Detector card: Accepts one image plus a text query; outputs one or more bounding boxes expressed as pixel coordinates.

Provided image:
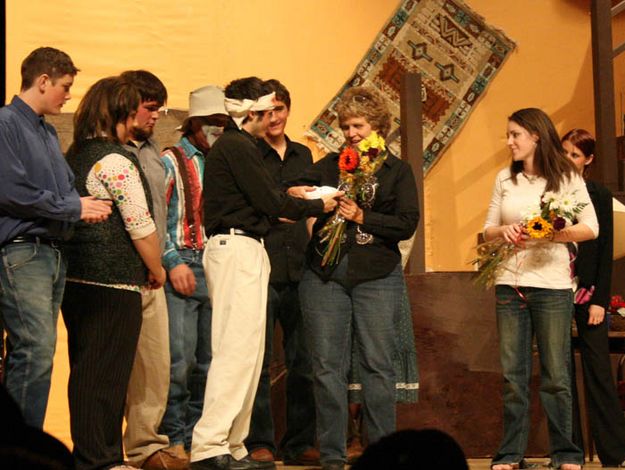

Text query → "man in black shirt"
[191,77,340,470]
[245,80,319,466]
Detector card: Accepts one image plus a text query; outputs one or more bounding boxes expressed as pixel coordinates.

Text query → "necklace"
[521,172,539,184]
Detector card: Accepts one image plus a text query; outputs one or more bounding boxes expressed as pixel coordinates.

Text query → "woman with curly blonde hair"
[298,86,419,470]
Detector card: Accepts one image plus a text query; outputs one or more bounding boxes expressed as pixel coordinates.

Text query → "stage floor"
[276,460,614,469]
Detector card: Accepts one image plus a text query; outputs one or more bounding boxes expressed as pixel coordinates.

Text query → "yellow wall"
[5,0,621,272]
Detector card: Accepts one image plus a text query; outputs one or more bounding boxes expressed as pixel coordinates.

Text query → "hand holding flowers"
[500,223,529,247]
[472,190,587,287]
[338,197,364,224]
[317,130,388,266]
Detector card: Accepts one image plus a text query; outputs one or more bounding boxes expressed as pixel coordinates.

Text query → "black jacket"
[575,180,613,309]
[298,151,419,284]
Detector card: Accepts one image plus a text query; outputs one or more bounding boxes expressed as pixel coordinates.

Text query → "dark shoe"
[229,455,276,470]
[321,461,345,470]
[190,455,232,470]
[249,448,274,463]
[283,447,321,466]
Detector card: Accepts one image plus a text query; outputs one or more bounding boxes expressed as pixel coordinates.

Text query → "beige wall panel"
[5,1,618,270]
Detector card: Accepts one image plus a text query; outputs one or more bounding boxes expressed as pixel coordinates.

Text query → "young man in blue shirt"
[0,47,112,428]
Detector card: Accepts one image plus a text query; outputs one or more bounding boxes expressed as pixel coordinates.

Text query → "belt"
[214,228,262,242]
[0,235,59,250]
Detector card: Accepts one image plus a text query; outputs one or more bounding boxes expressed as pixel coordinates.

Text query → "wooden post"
[400,72,425,274]
[591,0,620,191]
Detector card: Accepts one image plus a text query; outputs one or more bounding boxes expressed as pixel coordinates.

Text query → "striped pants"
[62,282,142,470]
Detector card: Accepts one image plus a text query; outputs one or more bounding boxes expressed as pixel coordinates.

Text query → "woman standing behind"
[562,128,625,468]
[62,77,166,470]
[484,109,598,470]
[298,86,419,470]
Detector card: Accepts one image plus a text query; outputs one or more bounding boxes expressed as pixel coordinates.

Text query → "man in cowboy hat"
[190,77,341,470]
[158,85,230,467]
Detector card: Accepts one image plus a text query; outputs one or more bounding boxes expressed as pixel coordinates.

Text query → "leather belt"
[214,228,262,242]
[0,235,59,250]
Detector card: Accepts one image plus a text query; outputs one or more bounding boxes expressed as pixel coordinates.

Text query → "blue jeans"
[492,285,583,468]
[245,281,316,459]
[299,263,402,464]
[0,241,65,428]
[160,249,212,449]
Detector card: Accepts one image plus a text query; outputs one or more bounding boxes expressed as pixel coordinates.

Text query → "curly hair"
[336,86,391,138]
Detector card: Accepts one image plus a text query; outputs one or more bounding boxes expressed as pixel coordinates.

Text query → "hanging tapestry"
[306,0,515,173]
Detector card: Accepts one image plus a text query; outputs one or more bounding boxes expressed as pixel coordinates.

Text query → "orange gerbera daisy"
[338,147,359,172]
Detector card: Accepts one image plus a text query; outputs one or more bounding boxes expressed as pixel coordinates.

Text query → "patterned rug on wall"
[306,0,515,173]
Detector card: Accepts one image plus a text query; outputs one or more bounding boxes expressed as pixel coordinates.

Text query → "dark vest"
[64,138,153,286]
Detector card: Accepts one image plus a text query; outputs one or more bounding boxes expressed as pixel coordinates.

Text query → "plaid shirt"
[161,137,207,271]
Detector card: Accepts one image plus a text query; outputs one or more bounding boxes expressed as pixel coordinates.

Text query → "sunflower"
[526,216,553,239]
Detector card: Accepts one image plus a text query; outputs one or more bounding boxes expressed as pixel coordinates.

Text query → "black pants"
[62,282,142,470]
[572,303,625,465]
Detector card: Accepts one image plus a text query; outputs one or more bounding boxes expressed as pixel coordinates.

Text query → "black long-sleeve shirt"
[203,120,323,237]
[259,137,312,283]
[298,151,420,284]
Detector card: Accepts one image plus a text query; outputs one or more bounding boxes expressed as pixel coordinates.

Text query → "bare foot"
[491,465,514,470]
[559,465,581,470]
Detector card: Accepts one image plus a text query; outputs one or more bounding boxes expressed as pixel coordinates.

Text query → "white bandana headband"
[224,92,276,129]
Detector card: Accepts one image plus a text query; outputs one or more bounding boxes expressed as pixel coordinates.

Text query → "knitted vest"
[64,138,153,286]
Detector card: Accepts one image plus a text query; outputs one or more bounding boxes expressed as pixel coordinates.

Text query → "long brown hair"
[508,108,577,192]
[72,76,140,145]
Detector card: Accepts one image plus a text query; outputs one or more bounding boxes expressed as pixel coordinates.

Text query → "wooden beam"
[400,72,425,274]
[615,40,625,58]
[591,0,620,191]
[612,0,625,17]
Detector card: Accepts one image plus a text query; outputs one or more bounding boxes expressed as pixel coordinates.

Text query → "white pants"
[191,233,270,462]
[124,287,171,465]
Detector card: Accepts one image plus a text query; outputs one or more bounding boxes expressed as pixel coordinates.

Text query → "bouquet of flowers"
[472,189,587,288]
[317,131,388,266]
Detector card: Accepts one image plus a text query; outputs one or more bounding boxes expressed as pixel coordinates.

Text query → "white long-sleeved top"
[484,168,598,289]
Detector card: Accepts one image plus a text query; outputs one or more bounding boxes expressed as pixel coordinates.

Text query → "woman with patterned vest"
[62,76,166,470]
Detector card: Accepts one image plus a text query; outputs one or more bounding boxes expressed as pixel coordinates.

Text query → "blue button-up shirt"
[0,96,81,244]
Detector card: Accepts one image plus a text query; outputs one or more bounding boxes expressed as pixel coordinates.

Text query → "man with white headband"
[191,77,341,470]
[245,79,319,468]
[159,85,230,466]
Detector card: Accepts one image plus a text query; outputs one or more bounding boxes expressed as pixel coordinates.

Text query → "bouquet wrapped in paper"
[317,131,388,266]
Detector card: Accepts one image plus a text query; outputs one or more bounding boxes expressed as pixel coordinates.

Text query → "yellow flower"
[526,216,553,239]
[369,131,386,150]
[357,131,386,153]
